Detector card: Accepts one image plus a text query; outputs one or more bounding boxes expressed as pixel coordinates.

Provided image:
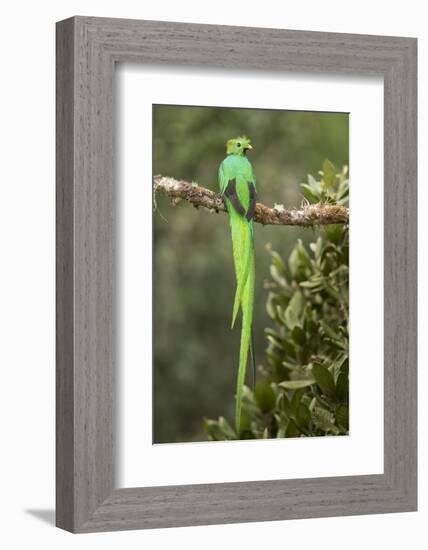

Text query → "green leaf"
[301,183,320,203]
[264,328,281,342]
[239,408,251,433]
[284,291,303,330]
[277,392,293,417]
[241,386,261,417]
[309,237,323,260]
[266,292,278,319]
[218,416,237,439]
[337,180,349,203]
[296,239,311,267]
[296,403,311,428]
[299,279,325,292]
[325,223,343,244]
[270,250,286,272]
[288,247,300,278]
[276,424,287,438]
[279,379,315,390]
[308,173,321,193]
[335,372,349,403]
[291,388,305,411]
[340,358,349,376]
[281,339,297,359]
[285,418,301,438]
[335,404,349,430]
[305,318,318,334]
[312,363,336,397]
[312,406,339,435]
[270,264,287,287]
[266,347,281,366]
[323,159,337,188]
[291,325,306,345]
[320,320,338,340]
[281,359,300,371]
[254,379,276,413]
[308,397,317,412]
[266,334,283,350]
[203,418,228,441]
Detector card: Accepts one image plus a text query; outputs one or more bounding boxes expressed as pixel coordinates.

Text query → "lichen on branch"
[153,175,349,226]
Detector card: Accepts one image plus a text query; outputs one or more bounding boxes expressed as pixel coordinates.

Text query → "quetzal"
[218,136,257,434]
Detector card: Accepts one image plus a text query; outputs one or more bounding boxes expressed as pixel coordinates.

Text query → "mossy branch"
[154,175,348,226]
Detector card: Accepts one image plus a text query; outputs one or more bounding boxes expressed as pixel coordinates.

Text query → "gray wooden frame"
[56,16,417,533]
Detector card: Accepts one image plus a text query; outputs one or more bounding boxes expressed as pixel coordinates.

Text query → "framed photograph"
[56,16,417,532]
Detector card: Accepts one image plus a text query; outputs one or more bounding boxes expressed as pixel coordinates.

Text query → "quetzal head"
[226,136,253,156]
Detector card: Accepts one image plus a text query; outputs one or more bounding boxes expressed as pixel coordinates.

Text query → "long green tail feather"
[231,221,253,328]
[250,326,256,387]
[227,208,255,433]
[234,252,255,433]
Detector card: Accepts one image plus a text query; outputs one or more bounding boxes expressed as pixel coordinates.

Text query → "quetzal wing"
[223,178,246,217]
[246,181,257,221]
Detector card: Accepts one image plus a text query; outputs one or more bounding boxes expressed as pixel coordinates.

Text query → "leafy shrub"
[204,161,349,440]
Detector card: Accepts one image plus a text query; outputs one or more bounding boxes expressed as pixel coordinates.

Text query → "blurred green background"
[153,104,348,443]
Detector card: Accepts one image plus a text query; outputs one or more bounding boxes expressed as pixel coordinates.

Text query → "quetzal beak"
[245,144,253,151]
